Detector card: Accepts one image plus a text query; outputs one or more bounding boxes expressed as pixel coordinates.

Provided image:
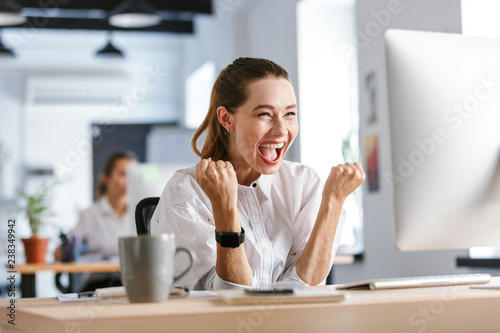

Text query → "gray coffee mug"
[119,234,195,303]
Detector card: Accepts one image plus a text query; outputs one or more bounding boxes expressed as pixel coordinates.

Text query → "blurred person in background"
[56,151,136,291]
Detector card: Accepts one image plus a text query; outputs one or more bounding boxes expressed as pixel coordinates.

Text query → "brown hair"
[191,57,290,161]
[96,151,134,199]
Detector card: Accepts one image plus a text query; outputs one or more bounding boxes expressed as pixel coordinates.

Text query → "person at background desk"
[151,57,365,290]
[56,151,136,291]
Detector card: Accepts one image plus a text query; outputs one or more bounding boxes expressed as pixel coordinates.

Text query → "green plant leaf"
[17,181,59,237]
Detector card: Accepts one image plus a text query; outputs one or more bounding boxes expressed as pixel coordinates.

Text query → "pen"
[78,291,96,298]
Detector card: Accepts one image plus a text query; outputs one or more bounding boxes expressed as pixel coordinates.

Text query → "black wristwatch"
[215,227,245,248]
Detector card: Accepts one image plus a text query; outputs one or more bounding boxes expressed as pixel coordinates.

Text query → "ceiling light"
[0,0,26,27]
[109,0,161,28]
[0,29,14,56]
[96,31,124,58]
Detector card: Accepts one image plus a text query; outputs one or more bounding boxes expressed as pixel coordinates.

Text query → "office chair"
[135,197,160,235]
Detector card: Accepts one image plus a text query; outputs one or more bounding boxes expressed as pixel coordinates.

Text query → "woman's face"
[104,158,133,198]
[226,78,298,182]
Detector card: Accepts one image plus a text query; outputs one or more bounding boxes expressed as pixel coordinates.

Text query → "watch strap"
[215,227,245,248]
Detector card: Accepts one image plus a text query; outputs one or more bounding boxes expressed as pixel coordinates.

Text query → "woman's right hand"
[196,158,239,211]
[197,159,251,285]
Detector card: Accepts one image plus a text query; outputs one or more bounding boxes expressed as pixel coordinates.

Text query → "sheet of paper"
[57,293,98,303]
[217,288,346,305]
[187,290,219,298]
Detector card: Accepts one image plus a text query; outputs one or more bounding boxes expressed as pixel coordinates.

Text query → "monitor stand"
[457,257,500,269]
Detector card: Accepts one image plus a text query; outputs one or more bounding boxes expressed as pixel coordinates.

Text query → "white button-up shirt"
[151,161,345,290]
[72,196,136,256]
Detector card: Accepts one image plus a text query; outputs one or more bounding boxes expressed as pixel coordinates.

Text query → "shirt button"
[252,183,257,188]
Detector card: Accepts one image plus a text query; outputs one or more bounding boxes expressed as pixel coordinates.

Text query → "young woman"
[151,58,365,290]
[72,151,136,256]
[56,151,136,291]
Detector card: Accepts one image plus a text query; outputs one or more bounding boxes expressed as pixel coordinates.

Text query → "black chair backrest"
[135,197,160,235]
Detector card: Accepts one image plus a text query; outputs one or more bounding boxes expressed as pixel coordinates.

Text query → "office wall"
[0,70,24,200]
[333,0,479,283]
[179,13,238,125]
[235,0,300,87]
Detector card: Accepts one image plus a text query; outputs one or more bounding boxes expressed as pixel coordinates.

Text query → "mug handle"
[173,246,196,283]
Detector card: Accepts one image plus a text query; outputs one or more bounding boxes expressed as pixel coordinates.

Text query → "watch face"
[219,233,242,248]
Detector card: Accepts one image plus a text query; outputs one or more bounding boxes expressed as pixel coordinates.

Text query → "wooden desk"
[13,262,120,297]
[1,278,500,333]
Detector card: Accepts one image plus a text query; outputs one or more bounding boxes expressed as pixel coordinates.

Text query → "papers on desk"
[57,287,127,303]
[218,288,346,305]
[58,286,345,304]
[57,286,216,303]
[57,293,101,303]
[188,290,219,298]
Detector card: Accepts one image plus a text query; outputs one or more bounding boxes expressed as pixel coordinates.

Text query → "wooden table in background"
[13,262,120,297]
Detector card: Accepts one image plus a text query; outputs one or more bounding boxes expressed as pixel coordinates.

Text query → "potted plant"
[19,182,56,264]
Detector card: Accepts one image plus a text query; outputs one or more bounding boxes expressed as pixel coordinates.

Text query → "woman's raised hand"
[196,158,238,206]
[323,162,366,203]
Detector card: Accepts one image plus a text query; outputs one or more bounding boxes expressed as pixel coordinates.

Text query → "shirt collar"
[237,163,290,198]
[97,196,113,215]
[257,173,273,198]
[97,196,126,218]
[241,173,273,199]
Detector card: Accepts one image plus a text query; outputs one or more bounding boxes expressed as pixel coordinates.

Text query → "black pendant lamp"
[96,31,124,58]
[0,29,14,56]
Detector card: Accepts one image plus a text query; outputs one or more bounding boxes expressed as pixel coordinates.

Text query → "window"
[184,61,216,129]
[297,0,363,254]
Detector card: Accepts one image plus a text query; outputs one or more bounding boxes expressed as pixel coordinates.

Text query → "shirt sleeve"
[213,273,258,290]
[278,167,347,285]
[151,171,219,290]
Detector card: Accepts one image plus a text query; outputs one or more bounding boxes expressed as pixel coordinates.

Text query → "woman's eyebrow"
[252,104,297,111]
[253,104,275,112]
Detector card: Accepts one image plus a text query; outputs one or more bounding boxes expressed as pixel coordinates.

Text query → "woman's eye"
[285,112,296,117]
[258,112,271,117]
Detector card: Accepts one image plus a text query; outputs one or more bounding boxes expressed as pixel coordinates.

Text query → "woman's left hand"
[322,162,366,203]
[296,162,365,285]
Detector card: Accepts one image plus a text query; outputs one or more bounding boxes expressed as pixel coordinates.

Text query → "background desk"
[14,262,120,297]
[1,278,500,333]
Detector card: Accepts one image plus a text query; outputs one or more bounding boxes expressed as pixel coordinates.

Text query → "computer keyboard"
[336,273,492,290]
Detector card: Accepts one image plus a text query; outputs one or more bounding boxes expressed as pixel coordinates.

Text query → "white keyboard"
[336,273,492,290]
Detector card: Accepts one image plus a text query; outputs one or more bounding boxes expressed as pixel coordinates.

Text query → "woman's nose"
[271,118,287,136]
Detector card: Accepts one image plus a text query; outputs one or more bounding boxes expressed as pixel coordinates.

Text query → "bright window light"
[297,0,362,254]
[185,61,216,129]
[461,0,500,38]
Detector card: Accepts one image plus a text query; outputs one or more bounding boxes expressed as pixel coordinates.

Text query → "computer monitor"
[126,163,192,232]
[385,29,500,251]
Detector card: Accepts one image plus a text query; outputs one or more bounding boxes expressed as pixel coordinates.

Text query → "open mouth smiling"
[258,142,285,165]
